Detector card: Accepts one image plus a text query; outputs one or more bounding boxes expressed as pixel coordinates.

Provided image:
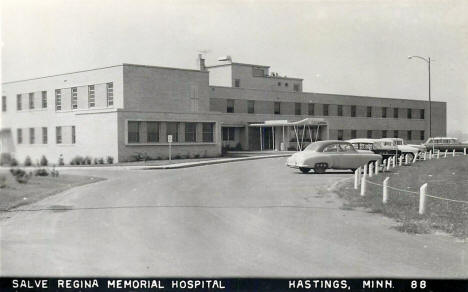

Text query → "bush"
[9,168,31,184]
[40,155,48,166]
[98,158,104,164]
[133,152,149,161]
[34,168,49,176]
[0,175,6,188]
[58,155,65,166]
[174,154,181,159]
[70,156,84,165]
[24,156,32,167]
[10,158,18,166]
[234,142,242,151]
[50,166,59,177]
[93,158,99,165]
[194,154,200,159]
[83,156,92,165]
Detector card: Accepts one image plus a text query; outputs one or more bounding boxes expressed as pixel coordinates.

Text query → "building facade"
[0,57,446,164]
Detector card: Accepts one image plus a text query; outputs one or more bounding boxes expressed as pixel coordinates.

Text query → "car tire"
[314,163,327,174]
[299,167,311,174]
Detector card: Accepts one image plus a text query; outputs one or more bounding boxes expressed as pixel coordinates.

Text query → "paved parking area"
[1,157,466,277]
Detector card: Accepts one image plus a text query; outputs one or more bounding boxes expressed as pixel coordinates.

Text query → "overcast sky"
[2,0,467,136]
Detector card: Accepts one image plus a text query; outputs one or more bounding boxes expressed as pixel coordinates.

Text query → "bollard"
[444,149,448,158]
[399,155,403,166]
[382,159,386,172]
[429,150,432,160]
[392,156,396,168]
[405,154,409,165]
[369,163,373,177]
[437,150,440,159]
[363,164,368,178]
[412,153,418,164]
[464,148,467,155]
[453,149,456,157]
[423,152,427,160]
[360,173,367,196]
[354,169,359,190]
[383,177,390,204]
[386,158,391,171]
[419,183,428,215]
[357,166,362,185]
[375,160,379,175]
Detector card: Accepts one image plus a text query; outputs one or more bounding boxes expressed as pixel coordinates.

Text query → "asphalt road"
[1,157,466,277]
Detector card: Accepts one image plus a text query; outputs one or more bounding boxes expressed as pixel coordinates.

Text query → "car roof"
[347,138,377,143]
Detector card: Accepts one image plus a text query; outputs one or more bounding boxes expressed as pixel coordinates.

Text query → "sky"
[2,0,467,137]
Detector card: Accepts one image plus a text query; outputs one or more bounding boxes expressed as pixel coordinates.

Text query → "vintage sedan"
[286,140,382,174]
[423,137,468,152]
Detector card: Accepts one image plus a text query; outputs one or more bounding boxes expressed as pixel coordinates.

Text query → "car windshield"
[304,142,322,152]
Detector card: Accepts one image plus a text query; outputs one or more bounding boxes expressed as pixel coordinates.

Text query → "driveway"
[1,157,466,277]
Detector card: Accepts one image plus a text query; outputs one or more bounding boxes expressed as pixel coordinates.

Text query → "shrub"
[24,156,32,167]
[34,168,49,176]
[58,155,65,166]
[40,155,48,166]
[133,152,149,161]
[10,158,18,166]
[0,153,12,165]
[0,175,6,188]
[84,156,92,165]
[9,168,31,184]
[234,143,242,151]
[174,154,181,159]
[194,154,200,159]
[93,158,99,165]
[70,156,84,165]
[50,166,59,177]
[106,156,114,164]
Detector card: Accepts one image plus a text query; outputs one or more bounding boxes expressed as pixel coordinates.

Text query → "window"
[202,123,214,142]
[17,129,22,144]
[107,82,114,106]
[339,143,353,152]
[29,128,35,144]
[293,84,300,92]
[337,105,343,116]
[367,106,372,118]
[247,100,255,114]
[277,82,281,86]
[71,87,78,109]
[29,93,34,109]
[222,127,235,141]
[234,79,240,87]
[2,96,6,112]
[72,126,76,144]
[226,99,234,113]
[393,108,398,118]
[41,91,47,108]
[285,82,288,87]
[394,130,399,138]
[351,130,357,139]
[17,94,22,110]
[42,127,48,144]
[184,123,196,142]
[382,130,387,138]
[351,105,356,117]
[323,144,339,152]
[337,130,344,140]
[420,130,425,140]
[166,122,179,142]
[128,121,140,143]
[407,130,412,140]
[323,104,329,116]
[295,103,301,115]
[274,102,281,115]
[88,85,95,107]
[252,68,264,77]
[367,130,372,138]
[420,109,425,119]
[308,103,315,115]
[382,107,387,118]
[407,108,412,119]
[56,126,62,144]
[147,122,159,143]
[55,90,61,111]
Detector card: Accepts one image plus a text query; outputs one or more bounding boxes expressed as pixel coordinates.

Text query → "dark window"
[351,105,356,117]
[323,104,329,116]
[295,103,301,115]
[56,126,62,144]
[351,130,357,139]
[29,93,34,109]
[337,130,344,140]
[293,84,300,92]
[222,127,235,141]
[42,127,48,144]
[420,109,425,119]
[147,122,160,143]
[202,123,214,142]
[55,90,61,111]
[234,79,240,87]
[247,100,255,114]
[71,126,76,144]
[166,122,179,142]
[71,87,78,109]
[17,94,22,110]
[407,130,412,140]
[394,130,399,138]
[367,106,372,118]
[337,105,343,116]
[382,107,387,118]
[88,85,95,107]
[17,129,22,144]
[2,96,6,112]
[41,91,47,108]
[308,103,314,115]
[226,99,234,113]
[420,130,425,140]
[128,121,140,143]
[367,130,372,138]
[253,68,265,77]
[393,108,398,118]
[277,82,281,86]
[382,130,387,138]
[107,82,114,106]
[184,123,196,142]
[29,128,35,144]
[407,108,412,119]
[274,102,281,115]
[285,82,288,87]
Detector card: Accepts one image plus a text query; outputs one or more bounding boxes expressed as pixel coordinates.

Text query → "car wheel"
[314,163,327,174]
[299,167,311,174]
[405,153,414,162]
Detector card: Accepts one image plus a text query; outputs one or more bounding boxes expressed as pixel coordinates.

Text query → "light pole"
[408,56,432,141]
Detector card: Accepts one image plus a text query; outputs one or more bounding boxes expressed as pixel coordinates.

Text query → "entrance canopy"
[249,118,328,127]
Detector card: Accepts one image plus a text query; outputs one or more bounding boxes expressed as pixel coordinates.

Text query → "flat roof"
[206,62,270,69]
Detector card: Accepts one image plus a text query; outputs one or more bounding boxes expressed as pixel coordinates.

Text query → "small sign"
[168,135,173,143]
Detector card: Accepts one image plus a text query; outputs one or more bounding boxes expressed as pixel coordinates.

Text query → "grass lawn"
[0,169,104,211]
[337,156,468,238]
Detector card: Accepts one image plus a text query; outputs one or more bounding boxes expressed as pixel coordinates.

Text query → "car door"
[322,143,340,168]
[338,143,361,168]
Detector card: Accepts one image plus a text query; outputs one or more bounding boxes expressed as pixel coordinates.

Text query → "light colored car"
[286,140,382,174]
[423,137,468,152]
[378,138,420,161]
[347,138,397,159]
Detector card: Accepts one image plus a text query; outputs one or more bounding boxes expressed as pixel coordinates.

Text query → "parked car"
[286,140,382,174]
[423,137,468,152]
[378,138,421,161]
[347,138,397,160]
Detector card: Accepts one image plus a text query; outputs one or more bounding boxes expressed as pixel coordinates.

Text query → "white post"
[412,153,418,164]
[392,156,396,168]
[386,159,391,171]
[375,160,379,175]
[423,152,427,160]
[383,177,390,204]
[419,183,428,215]
[369,163,373,177]
[444,149,448,158]
[360,173,367,196]
[429,150,432,160]
[357,166,361,185]
[453,149,456,157]
[399,155,403,166]
[363,164,368,177]
[464,148,466,155]
[405,154,409,165]
[354,169,359,190]
[436,150,440,159]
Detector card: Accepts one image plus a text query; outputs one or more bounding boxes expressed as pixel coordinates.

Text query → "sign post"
[168,135,173,161]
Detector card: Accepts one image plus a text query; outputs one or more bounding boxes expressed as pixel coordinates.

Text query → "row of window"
[224,99,425,119]
[3,83,113,112]
[16,126,75,145]
[334,129,425,141]
[127,121,215,144]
